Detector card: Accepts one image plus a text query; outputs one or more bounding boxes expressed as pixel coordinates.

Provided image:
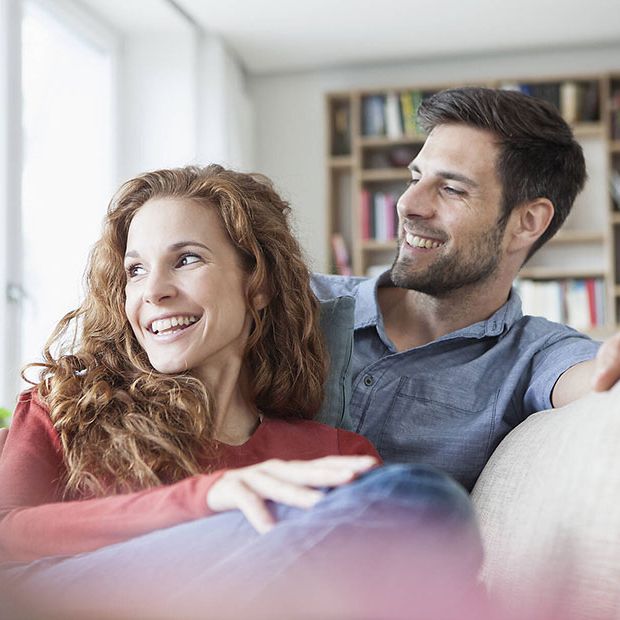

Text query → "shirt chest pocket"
[376,376,499,491]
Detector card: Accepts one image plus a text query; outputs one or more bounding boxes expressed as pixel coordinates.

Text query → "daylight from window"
[20,1,113,377]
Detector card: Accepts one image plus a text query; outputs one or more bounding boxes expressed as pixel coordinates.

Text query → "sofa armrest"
[471,385,620,618]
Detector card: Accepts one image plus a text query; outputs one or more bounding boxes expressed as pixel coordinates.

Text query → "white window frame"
[0,0,120,409]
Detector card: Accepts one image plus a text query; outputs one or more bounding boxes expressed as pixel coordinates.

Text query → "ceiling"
[78,0,620,74]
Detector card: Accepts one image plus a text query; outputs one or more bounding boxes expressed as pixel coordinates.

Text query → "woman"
[0,165,480,619]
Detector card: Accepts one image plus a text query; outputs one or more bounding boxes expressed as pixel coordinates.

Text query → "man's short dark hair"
[417,87,587,258]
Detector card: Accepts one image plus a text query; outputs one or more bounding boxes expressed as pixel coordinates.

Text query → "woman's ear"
[505,198,555,254]
[252,291,270,311]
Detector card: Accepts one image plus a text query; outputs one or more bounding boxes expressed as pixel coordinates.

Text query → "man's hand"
[207,455,378,534]
[592,332,620,392]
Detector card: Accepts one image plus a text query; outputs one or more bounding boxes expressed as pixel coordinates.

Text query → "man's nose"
[397,181,436,220]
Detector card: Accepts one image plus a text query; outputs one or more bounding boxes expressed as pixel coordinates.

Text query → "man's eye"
[444,186,465,196]
[407,178,420,187]
[177,253,201,267]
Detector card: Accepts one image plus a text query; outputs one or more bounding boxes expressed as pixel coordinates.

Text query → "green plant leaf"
[0,407,11,427]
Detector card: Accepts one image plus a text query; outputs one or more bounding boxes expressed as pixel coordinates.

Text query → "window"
[2,0,117,405]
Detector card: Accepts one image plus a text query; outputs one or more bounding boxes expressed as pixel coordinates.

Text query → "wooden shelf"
[359,135,425,147]
[611,212,620,224]
[572,122,604,138]
[328,155,353,168]
[610,141,620,153]
[549,230,605,244]
[519,267,606,280]
[361,240,398,251]
[360,168,410,182]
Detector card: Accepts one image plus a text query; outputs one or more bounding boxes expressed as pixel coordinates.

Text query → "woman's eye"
[126,264,145,278]
[177,253,201,267]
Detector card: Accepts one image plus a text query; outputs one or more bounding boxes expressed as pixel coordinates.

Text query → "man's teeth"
[405,232,443,249]
[151,315,198,335]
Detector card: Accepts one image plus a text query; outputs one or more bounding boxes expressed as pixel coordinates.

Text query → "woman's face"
[124,198,252,383]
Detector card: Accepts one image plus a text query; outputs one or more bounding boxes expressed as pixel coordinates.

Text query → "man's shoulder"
[507,314,599,356]
[311,273,369,301]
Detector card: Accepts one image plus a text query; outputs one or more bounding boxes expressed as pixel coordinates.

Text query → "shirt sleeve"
[525,327,601,413]
[336,427,382,461]
[0,392,226,563]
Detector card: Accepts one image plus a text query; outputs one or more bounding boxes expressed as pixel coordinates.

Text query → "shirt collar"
[353,269,523,340]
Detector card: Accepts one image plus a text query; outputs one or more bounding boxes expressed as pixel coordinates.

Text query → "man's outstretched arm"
[552,333,620,408]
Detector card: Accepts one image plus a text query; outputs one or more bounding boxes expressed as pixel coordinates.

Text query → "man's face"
[391,123,507,296]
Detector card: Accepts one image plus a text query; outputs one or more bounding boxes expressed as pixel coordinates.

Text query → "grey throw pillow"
[315,296,355,431]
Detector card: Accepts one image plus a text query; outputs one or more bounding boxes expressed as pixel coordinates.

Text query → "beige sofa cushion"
[471,385,620,620]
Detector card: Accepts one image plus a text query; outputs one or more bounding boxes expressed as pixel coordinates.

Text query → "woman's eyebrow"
[124,241,212,260]
[168,241,212,253]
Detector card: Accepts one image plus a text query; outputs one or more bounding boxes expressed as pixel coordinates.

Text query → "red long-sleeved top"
[0,390,379,563]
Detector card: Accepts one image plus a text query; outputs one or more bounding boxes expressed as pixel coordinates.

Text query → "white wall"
[118,31,197,180]
[249,43,620,272]
[119,30,254,182]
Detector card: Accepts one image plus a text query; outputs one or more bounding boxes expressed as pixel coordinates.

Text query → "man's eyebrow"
[407,162,479,188]
[124,241,212,260]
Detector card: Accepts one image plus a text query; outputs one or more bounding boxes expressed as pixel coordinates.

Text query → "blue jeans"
[2,464,484,619]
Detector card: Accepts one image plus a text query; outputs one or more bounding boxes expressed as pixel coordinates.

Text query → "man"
[313,86,620,492]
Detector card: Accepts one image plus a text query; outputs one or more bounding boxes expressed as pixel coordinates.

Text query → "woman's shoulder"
[11,387,55,432]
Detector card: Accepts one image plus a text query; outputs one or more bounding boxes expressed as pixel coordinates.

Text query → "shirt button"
[363,375,374,387]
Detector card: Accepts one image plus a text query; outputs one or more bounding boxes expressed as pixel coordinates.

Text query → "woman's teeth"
[150,315,198,335]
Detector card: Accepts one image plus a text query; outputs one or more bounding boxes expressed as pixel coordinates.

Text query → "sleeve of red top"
[0,392,226,563]
[336,427,382,462]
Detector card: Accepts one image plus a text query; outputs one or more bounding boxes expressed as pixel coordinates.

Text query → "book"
[385,92,404,138]
[331,233,352,276]
[332,104,351,156]
[362,95,386,136]
[561,81,579,124]
[360,189,372,240]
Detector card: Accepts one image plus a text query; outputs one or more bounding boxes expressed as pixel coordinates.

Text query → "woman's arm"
[0,392,227,563]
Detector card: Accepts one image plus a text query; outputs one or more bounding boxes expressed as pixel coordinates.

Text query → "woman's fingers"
[206,455,379,534]
[257,455,378,488]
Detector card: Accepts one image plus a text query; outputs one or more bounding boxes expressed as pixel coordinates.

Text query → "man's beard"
[390,220,506,297]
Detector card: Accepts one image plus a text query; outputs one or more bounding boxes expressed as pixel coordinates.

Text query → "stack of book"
[515,278,606,330]
[361,91,428,138]
[501,80,600,123]
[360,190,398,241]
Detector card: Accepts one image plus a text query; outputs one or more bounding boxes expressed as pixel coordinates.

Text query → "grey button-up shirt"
[312,272,600,491]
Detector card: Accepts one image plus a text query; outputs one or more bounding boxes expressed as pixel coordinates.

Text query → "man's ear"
[505,198,554,254]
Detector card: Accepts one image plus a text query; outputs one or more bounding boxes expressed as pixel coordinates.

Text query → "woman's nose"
[143,269,176,304]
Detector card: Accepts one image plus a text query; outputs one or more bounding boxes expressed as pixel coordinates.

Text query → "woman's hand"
[206,455,378,533]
